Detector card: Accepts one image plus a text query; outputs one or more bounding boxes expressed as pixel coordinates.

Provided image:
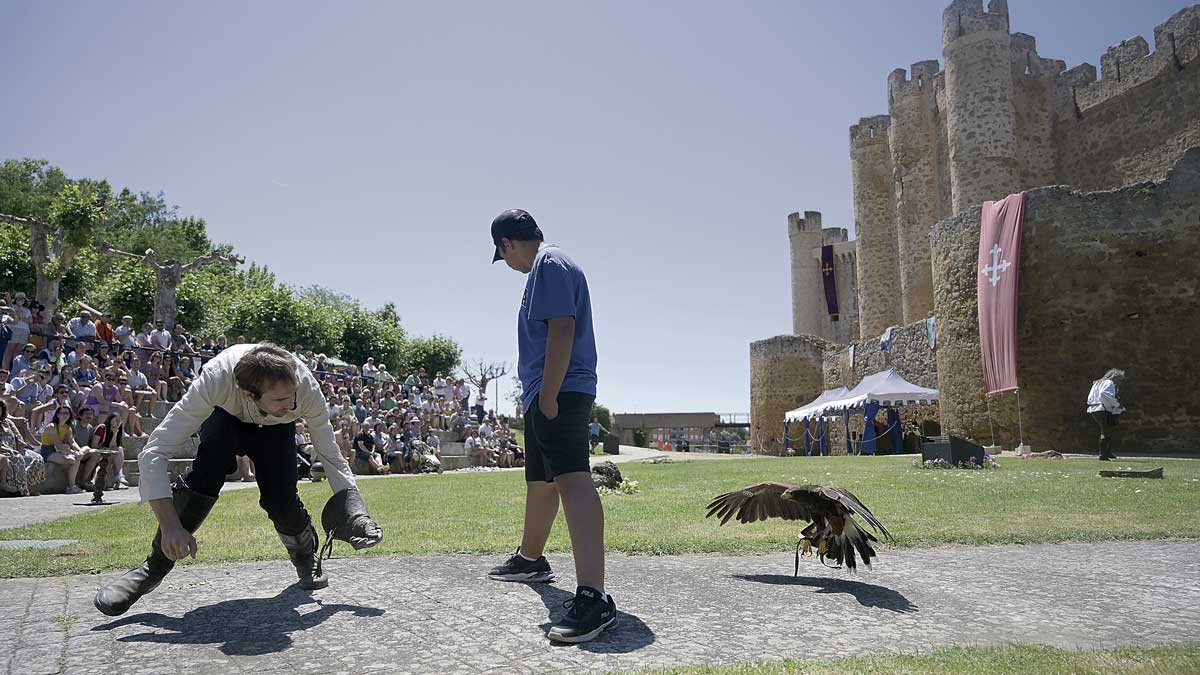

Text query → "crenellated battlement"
[942,0,1009,48]
[788,210,824,235]
[887,60,941,100]
[849,115,891,148]
[1060,5,1200,113]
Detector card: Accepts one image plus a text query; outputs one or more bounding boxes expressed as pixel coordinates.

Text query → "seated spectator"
[12,366,53,410]
[66,341,88,369]
[72,354,98,388]
[335,419,354,462]
[85,370,129,420]
[0,399,46,497]
[125,357,158,414]
[113,315,136,349]
[423,428,442,459]
[149,320,172,353]
[134,322,154,362]
[116,372,149,437]
[12,343,36,378]
[361,357,379,380]
[465,429,493,467]
[433,372,449,400]
[2,294,32,371]
[167,355,195,402]
[88,410,131,489]
[67,309,97,350]
[94,341,113,370]
[38,336,66,372]
[295,421,313,479]
[39,405,91,494]
[145,350,168,401]
[32,383,73,431]
[353,425,388,475]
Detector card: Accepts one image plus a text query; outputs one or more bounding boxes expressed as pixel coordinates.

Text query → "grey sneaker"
[488,549,554,583]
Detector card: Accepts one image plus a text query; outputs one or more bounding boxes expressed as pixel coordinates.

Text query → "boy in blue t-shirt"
[485,209,616,644]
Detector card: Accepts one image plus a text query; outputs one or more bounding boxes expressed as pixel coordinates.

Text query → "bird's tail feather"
[828,519,879,571]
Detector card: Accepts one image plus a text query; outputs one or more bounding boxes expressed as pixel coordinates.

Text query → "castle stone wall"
[789,211,826,338]
[941,0,1022,213]
[930,149,1200,453]
[887,61,943,324]
[850,115,902,340]
[750,335,834,455]
[1055,6,1200,193]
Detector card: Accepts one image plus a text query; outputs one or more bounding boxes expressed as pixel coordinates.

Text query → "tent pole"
[985,393,996,447]
[1015,387,1025,446]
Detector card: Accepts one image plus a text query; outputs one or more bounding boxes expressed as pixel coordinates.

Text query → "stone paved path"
[2,539,1198,674]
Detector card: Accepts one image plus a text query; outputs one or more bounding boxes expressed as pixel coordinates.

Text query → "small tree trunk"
[34,270,61,319]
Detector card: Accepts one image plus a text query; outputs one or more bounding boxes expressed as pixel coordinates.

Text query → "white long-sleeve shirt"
[1086,378,1125,415]
[138,343,356,503]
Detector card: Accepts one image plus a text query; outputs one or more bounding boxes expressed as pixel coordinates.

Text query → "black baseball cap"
[490,209,539,263]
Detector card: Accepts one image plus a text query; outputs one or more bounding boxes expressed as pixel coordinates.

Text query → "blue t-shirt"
[518,245,597,413]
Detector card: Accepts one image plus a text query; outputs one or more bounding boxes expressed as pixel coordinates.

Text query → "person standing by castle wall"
[1086,369,1125,461]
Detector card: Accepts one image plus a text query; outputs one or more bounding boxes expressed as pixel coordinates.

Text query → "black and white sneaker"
[547,586,617,643]
[488,549,554,583]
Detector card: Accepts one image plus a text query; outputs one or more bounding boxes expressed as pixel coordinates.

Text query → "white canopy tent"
[836,368,939,409]
[785,386,851,422]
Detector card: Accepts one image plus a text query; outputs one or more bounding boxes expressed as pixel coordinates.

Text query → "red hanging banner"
[977,192,1025,394]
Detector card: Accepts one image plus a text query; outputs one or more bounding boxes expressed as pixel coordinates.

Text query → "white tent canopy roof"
[836,368,939,410]
[785,386,851,422]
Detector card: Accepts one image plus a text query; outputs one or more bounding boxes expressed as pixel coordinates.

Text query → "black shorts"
[523,391,595,482]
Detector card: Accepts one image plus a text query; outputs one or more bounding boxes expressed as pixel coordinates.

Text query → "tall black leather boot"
[94,480,218,616]
[279,522,328,590]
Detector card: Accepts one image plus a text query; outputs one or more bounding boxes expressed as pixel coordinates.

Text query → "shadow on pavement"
[733,574,918,613]
[527,583,655,653]
[92,586,385,656]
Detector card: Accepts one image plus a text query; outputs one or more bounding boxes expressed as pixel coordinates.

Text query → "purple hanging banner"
[821,245,839,320]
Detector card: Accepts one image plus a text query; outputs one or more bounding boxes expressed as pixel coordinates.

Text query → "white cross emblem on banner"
[981,243,1011,287]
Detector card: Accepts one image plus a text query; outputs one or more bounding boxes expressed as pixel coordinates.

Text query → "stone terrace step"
[122,458,192,487]
[121,435,198,460]
[440,456,473,471]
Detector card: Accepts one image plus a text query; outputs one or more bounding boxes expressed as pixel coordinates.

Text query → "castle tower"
[887,61,943,323]
[788,211,825,337]
[850,115,902,341]
[942,0,1021,213]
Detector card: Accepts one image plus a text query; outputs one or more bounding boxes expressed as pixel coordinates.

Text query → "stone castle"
[754,0,1200,455]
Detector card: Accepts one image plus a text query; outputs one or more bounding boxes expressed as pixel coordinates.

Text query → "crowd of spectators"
[0,288,524,496]
[0,291,244,496]
[305,358,523,475]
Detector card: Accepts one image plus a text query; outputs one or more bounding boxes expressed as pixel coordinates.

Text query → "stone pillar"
[788,211,825,338]
[749,335,833,455]
[887,60,943,323]
[850,115,902,341]
[942,0,1020,214]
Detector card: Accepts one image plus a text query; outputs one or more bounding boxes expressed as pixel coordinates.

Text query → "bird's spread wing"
[705,482,814,525]
[820,486,893,541]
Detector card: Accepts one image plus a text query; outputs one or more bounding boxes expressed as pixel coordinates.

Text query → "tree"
[462,359,509,404]
[591,402,612,430]
[99,241,242,328]
[0,159,110,316]
[508,375,524,416]
[400,335,462,380]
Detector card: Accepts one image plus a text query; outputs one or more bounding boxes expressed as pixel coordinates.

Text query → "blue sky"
[1,1,1185,414]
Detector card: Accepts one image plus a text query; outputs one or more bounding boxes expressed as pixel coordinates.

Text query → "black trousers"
[185,407,310,535]
[1090,410,1117,457]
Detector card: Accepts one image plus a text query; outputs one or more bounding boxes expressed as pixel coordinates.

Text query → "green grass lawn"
[2,455,1198,578]
[635,643,1200,674]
